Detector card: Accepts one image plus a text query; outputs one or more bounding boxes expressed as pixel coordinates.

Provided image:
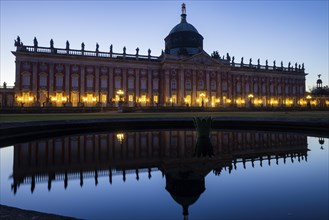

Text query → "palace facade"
[12,4,308,108]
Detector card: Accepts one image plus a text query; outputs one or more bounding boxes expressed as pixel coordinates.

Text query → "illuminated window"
[153,95,158,103]
[101,94,107,103]
[128,95,134,102]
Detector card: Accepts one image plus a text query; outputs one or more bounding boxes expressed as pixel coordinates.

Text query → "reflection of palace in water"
[11,130,308,218]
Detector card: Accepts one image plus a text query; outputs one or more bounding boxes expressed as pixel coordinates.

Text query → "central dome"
[165,4,204,56]
[169,20,199,34]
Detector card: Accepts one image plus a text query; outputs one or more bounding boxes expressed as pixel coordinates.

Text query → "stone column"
[15,60,21,94]
[136,69,140,99]
[49,63,54,96]
[165,70,170,104]
[109,68,113,101]
[206,71,210,106]
[122,68,127,99]
[179,68,184,105]
[32,62,38,97]
[192,70,196,106]
[148,69,152,104]
[80,65,85,97]
[95,66,100,101]
[65,64,70,97]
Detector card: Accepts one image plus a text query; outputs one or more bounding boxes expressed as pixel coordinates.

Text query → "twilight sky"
[1,0,328,90]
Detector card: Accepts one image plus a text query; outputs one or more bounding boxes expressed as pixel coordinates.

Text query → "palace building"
[12,4,307,108]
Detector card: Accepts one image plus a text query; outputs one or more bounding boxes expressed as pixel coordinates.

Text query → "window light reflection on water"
[0,130,328,220]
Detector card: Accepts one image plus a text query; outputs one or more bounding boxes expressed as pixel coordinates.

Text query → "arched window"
[285,85,290,95]
[115,77,121,89]
[270,84,274,95]
[101,77,107,90]
[185,79,191,90]
[39,74,47,87]
[171,79,177,90]
[22,74,30,86]
[253,83,258,93]
[222,81,227,91]
[245,82,249,93]
[198,80,204,90]
[262,84,266,94]
[128,77,134,89]
[86,75,94,89]
[153,78,159,90]
[71,75,79,89]
[56,74,63,88]
[141,78,147,90]
[236,82,241,93]
[211,81,216,91]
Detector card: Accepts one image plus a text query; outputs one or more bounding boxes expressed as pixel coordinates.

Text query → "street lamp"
[306,95,312,108]
[248,94,254,108]
[116,90,124,108]
[200,93,206,107]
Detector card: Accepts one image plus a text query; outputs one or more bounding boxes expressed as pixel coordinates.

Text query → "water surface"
[0,130,328,220]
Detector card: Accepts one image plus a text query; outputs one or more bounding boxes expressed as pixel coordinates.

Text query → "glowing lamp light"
[116,133,125,144]
[117,90,124,95]
[306,95,312,100]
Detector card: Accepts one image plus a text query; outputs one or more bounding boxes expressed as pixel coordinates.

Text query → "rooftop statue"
[273,60,276,67]
[14,36,21,47]
[123,46,126,54]
[96,43,99,52]
[241,57,244,65]
[136,47,139,55]
[110,44,113,54]
[281,61,283,68]
[66,40,70,50]
[33,37,38,47]
[81,42,85,51]
[232,56,235,64]
[50,39,54,48]
[148,48,151,56]
[226,53,231,62]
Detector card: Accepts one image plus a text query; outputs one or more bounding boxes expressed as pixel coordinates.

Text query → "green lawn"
[1,111,328,122]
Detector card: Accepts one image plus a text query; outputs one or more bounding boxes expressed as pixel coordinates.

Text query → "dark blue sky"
[1,0,328,89]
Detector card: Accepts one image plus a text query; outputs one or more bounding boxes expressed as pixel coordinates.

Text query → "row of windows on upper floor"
[23,74,304,90]
[22,74,304,96]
